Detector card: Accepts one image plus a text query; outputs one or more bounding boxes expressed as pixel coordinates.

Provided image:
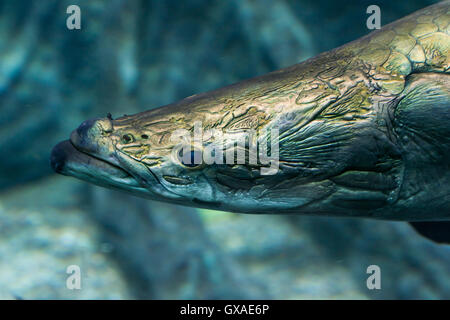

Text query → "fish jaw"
[50,139,145,193]
[53,117,192,203]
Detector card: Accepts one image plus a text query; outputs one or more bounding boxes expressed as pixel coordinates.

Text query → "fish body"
[52,2,450,225]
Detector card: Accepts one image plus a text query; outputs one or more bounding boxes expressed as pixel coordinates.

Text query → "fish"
[51,2,450,243]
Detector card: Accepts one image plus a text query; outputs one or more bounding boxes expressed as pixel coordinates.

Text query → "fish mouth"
[51,118,186,202]
[50,139,143,191]
[51,139,184,201]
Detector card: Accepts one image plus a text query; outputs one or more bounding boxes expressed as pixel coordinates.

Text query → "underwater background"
[0,0,449,299]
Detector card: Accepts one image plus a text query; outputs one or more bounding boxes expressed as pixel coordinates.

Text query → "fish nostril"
[121,134,135,144]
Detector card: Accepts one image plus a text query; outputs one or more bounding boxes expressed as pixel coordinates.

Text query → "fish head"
[50,79,402,215]
[50,99,280,211]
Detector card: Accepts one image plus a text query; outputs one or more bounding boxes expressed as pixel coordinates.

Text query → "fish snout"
[70,117,113,155]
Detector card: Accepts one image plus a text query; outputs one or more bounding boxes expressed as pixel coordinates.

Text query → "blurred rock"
[0,177,131,299]
[202,212,450,299]
[87,188,266,299]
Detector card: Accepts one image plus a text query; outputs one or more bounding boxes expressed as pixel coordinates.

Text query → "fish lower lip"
[52,140,136,187]
[69,139,182,200]
[69,141,132,177]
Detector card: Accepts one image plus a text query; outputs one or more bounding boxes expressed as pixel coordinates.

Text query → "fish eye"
[177,148,203,168]
[122,134,135,144]
[141,134,149,139]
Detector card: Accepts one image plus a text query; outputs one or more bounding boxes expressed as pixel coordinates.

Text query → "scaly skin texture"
[52,2,450,221]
